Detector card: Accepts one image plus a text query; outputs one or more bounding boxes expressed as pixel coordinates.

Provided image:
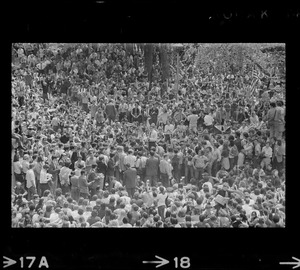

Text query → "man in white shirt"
[164,120,175,144]
[120,191,131,205]
[242,198,254,219]
[204,112,214,132]
[156,186,168,220]
[237,122,249,139]
[261,142,273,169]
[39,164,51,196]
[49,209,60,224]
[252,165,266,181]
[187,111,199,133]
[83,206,92,221]
[71,205,81,220]
[124,149,137,168]
[26,163,36,200]
[148,123,158,149]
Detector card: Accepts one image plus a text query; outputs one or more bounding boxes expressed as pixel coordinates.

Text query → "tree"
[195,43,285,83]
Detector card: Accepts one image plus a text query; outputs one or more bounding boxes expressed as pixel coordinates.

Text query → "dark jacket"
[78,175,89,194]
[105,103,116,118]
[48,161,60,183]
[145,156,159,176]
[123,168,137,189]
[96,160,107,176]
[71,151,79,164]
[107,158,115,176]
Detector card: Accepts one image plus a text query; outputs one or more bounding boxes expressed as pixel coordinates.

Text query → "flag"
[213,125,231,135]
[252,69,264,82]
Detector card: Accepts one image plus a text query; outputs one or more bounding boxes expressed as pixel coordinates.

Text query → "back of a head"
[199,214,206,222]
[122,217,129,224]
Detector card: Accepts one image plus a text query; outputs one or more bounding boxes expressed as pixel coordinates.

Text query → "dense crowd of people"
[11,43,285,228]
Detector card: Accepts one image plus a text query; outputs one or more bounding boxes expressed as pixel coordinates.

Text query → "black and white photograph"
[11,43,286,228]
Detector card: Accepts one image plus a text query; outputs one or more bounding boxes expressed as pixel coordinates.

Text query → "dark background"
[4,1,300,269]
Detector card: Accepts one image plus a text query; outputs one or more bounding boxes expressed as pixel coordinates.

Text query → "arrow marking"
[280,257,300,269]
[3,256,17,268]
[143,255,169,268]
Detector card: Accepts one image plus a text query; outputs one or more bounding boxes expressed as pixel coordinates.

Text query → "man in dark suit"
[123,163,137,198]
[105,99,117,124]
[70,146,79,170]
[145,151,159,186]
[78,170,94,199]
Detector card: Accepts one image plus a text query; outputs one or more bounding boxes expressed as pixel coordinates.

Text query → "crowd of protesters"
[11,43,285,228]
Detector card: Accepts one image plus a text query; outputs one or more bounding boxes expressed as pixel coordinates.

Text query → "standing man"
[203,111,214,133]
[48,156,60,195]
[105,99,117,125]
[59,162,72,195]
[215,106,226,125]
[39,164,51,196]
[33,156,43,196]
[114,146,126,183]
[265,102,277,139]
[261,141,273,170]
[70,171,80,202]
[145,151,160,187]
[26,163,36,201]
[159,154,173,187]
[41,76,49,103]
[164,120,175,145]
[149,103,159,126]
[173,107,186,127]
[187,110,199,133]
[148,123,158,150]
[192,150,208,185]
[107,153,116,191]
[124,149,137,168]
[78,170,93,199]
[123,163,137,198]
[274,101,285,140]
[131,103,142,124]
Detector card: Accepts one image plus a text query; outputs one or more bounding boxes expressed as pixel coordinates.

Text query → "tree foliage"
[195,43,285,80]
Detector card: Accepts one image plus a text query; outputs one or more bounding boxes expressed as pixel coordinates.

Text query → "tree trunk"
[160,44,170,82]
[144,43,154,76]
